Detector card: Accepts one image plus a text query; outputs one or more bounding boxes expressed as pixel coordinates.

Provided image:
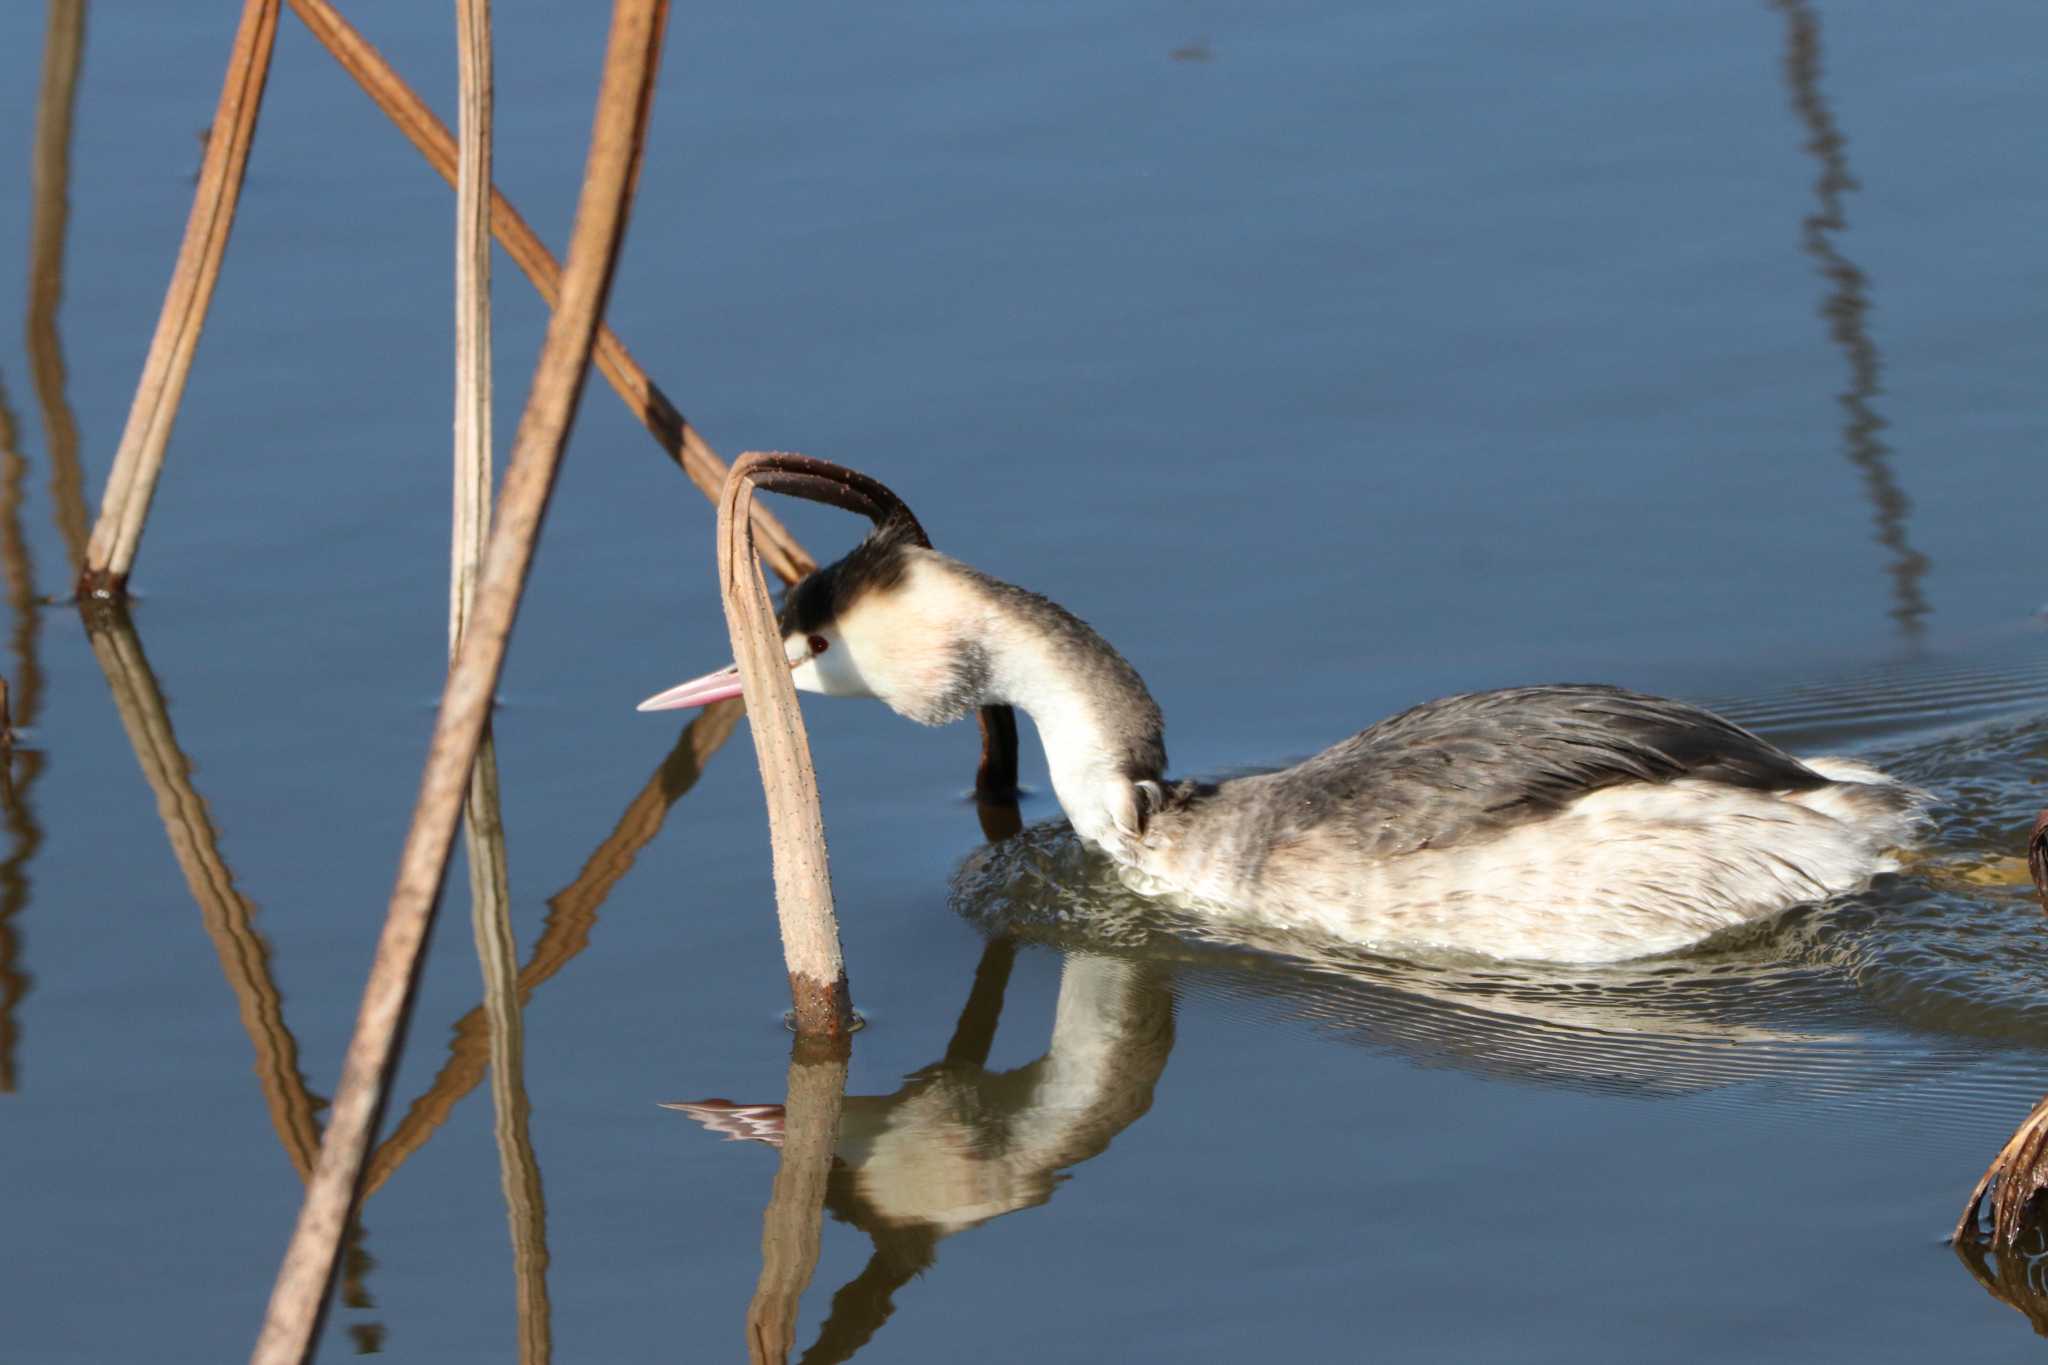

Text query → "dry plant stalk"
[450,0,495,648]
[250,3,670,1358]
[283,0,813,586]
[78,0,280,598]
[1957,1094,2048,1248]
[718,455,853,1036]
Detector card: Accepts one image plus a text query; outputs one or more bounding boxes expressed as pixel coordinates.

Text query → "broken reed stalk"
[77,0,279,599]
[718,454,853,1037]
[283,0,813,586]
[1955,811,2048,1247]
[250,3,670,1358]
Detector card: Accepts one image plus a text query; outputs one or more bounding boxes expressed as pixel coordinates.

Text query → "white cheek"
[794,647,874,699]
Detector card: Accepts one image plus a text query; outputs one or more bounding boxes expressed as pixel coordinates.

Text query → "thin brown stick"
[78,0,280,598]
[720,454,853,1037]
[283,0,813,586]
[28,0,91,575]
[250,4,670,1357]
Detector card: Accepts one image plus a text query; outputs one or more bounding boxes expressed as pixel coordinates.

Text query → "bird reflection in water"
[668,939,1173,1364]
[667,873,1886,1364]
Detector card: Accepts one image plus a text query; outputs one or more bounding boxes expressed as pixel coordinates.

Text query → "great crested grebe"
[641,505,1926,963]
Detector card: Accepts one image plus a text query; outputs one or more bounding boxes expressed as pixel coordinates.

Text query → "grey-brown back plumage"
[1178,684,1862,869]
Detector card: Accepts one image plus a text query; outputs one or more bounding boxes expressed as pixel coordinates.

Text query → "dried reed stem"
[250,4,670,1357]
[283,0,814,586]
[451,0,494,648]
[719,454,853,1036]
[77,0,279,599]
[1957,1093,2048,1248]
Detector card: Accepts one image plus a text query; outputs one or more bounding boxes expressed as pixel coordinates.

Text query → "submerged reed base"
[1953,810,2048,1251]
[1958,1095,2048,1249]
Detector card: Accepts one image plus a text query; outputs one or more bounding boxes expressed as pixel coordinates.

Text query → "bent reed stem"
[718,453,853,1037]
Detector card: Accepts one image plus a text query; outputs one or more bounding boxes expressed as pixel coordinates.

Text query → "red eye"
[807,634,830,656]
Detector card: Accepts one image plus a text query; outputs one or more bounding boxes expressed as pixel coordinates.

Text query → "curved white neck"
[987,640,1135,847]
[965,574,1166,854]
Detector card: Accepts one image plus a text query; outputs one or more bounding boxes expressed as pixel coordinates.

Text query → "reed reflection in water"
[1772,0,1931,643]
[670,940,1174,1364]
[0,375,41,1094]
[29,0,92,575]
[1,0,95,1097]
[75,588,761,1350]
